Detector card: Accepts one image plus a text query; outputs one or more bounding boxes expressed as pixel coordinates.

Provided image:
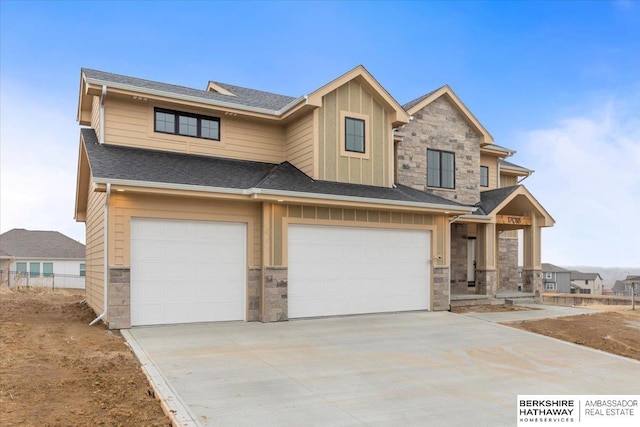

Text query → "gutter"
[90,182,110,326]
[90,177,475,214]
[85,77,307,117]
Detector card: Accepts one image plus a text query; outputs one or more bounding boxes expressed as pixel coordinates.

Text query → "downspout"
[517,171,533,183]
[90,182,110,325]
[99,85,106,145]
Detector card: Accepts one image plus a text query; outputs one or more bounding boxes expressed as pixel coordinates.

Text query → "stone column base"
[433,266,450,311]
[523,269,543,301]
[108,267,131,329]
[476,269,497,297]
[262,266,288,322]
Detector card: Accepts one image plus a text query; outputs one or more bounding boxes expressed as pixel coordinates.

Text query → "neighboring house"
[541,263,571,293]
[0,229,86,288]
[74,66,554,328]
[613,277,640,297]
[570,271,603,295]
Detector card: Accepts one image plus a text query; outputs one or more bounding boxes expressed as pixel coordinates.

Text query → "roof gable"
[307,65,409,127]
[403,85,494,144]
[478,185,555,226]
[0,229,85,259]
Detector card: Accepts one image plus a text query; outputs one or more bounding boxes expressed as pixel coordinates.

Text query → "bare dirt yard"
[507,307,640,362]
[0,288,171,426]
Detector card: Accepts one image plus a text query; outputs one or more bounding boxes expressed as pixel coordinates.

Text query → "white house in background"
[0,229,86,289]
[570,271,603,295]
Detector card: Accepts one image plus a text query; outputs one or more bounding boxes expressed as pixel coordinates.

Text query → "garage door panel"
[288,225,430,319]
[131,219,246,326]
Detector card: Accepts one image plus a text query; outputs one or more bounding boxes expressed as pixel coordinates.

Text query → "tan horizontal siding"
[285,112,314,175]
[85,190,105,315]
[103,96,285,163]
[480,156,498,189]
[109,194,261,268]
[500,174,517,187]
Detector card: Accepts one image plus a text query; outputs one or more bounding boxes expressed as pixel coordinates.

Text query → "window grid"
[345,117,365,153]
[427,149,455,189]
[154,108,220,141]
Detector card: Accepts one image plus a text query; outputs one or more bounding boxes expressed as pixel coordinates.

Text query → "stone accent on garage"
[263,266,288,322]
[107,267,130,329]
[397,96,481,206]
[433,266,450,311]
[476,269,497,297]
[247,267,261,321]
[498,236,519,292]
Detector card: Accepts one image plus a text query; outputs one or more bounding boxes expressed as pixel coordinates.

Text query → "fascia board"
[85,77,306,118]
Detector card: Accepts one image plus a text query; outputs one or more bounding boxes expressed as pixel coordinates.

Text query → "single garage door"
[288,224,430,318]
[130,218,246,326]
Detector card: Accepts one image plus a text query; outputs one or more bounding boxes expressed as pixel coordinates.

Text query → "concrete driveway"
[123,309,640,427]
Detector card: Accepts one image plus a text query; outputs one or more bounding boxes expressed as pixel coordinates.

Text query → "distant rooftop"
[0,229,85,259]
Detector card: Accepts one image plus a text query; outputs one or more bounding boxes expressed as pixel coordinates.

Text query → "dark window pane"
[441,152,455,189]
[155,111,175,133]
[201,119,219,140]
[345,117,365,153]
[427,149,440,187]
[179,115,197,136]
[480,166,489,187]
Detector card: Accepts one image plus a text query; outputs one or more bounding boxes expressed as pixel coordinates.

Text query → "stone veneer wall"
[498,236,519,292]
[398,96,481,206]
[247,267,261,321]
[432,266,450,311]
[107,267,130,329]
[262,266,288,322]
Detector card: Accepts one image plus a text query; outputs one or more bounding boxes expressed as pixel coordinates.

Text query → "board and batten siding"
[85,189,106,316]
[318,79,391,187]
[103,95,286,164]
[284,112,314,176]
[109,194,262,268]
[500,174,518,187]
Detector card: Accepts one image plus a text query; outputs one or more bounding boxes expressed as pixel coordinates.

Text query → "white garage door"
[288,224,430,318]
[130,218,246,326]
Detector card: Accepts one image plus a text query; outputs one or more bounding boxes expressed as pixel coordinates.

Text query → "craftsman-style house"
[74,66,553,328]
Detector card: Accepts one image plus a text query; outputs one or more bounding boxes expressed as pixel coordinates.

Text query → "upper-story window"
[154,108,220,141]
[345,117,365,153]
[427,149,455,189]
[480,166,489,187]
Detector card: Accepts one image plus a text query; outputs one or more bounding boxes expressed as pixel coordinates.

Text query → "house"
[541,263,571,293]
[0,229,86,288]
[74,66,554,329]
[613,277,640,297]
[570,271,603,295]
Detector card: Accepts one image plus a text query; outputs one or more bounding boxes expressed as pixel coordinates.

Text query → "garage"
[130,218,246,326]
[287,224,430,318]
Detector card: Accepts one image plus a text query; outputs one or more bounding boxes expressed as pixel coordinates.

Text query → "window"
[16,262,27,274]
[545,282,557,291]
[43,263,53,277]
[580,289,591,294]
[480,166,489,187]
[427,149,455,189]
[154,108,220,140]
[345,117,365,153]
[29,262,40,278]
[80,263,86,277]
[545,272,553,280]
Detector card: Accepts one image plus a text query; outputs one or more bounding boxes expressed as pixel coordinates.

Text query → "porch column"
[522,213,543,299]
[476,222,497,296]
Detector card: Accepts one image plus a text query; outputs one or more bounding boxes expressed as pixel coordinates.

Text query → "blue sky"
[1,1,639,268]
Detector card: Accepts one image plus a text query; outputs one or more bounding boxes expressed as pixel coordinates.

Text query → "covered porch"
[449,185,554,306]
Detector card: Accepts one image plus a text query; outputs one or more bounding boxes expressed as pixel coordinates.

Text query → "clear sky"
[1,1,638,268]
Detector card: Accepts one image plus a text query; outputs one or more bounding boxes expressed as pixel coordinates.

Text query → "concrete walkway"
[458,303,603,323]
[123,310,640,427]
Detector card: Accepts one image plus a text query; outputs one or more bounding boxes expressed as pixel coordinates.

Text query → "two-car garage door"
[288,225,431,318]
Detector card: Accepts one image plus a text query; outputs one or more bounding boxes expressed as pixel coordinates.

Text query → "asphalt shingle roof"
[82,69,298,112]
[81,129,467,209]
[542,263,570,273]
[500,159,532,173]
[476,185,520,215]
[0,229,85,259]
[402,87,441,111]
[570,271,601,281]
